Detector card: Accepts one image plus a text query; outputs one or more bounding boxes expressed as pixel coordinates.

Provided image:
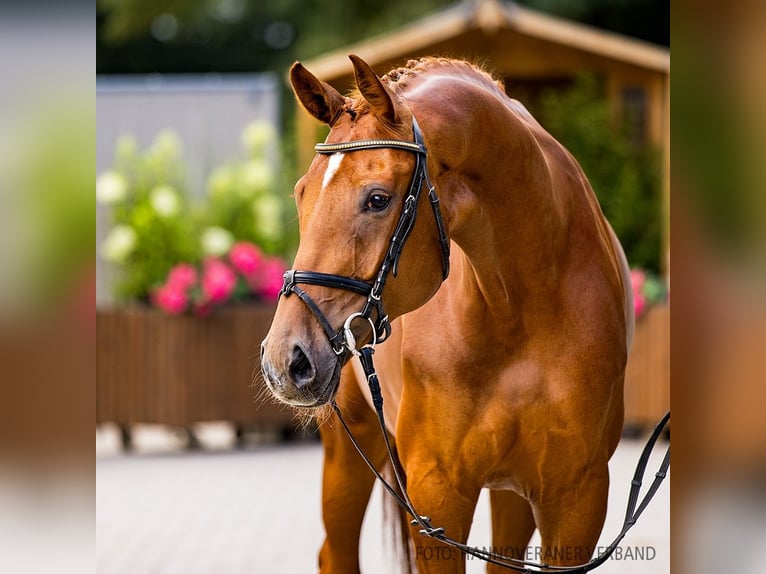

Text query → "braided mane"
[348,57,505,115]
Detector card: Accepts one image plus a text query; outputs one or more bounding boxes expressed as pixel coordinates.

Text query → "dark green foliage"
[516,0,668,47]
[97,0,457,75]
[97,0,667,77]
[538,75,662,272]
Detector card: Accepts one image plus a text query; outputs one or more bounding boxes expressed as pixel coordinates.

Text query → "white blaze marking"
[321,153,344,191]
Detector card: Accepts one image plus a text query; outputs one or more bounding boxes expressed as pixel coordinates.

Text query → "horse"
[260,54,634,573]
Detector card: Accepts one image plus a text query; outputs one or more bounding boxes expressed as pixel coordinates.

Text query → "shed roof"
[301,0,669,82]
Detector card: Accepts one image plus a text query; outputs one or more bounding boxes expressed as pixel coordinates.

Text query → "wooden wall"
[97,302,670,436]
[624,303,670,430]
[97,304,294,431]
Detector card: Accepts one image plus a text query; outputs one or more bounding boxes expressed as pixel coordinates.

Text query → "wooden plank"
[624,303,670,428]
[96,305,296,431]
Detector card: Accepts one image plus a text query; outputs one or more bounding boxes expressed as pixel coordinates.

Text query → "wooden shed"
[293,0,669,226]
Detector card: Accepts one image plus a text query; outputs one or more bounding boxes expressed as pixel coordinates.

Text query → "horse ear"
[349,54,398,125]
[289,61,346,125]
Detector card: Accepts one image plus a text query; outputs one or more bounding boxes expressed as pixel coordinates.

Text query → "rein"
[280,116,670,572]
[334,348,670,573]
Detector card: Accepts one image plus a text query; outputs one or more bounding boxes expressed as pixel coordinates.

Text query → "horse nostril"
[288,345,315,388]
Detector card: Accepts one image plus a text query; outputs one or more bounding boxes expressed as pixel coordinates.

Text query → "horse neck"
[414,95,572,309]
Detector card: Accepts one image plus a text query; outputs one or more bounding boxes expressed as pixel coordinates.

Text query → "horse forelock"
[347,56,504,118]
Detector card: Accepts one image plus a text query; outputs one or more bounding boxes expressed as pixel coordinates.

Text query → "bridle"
[279,116,450,358]
[278,115,670,572]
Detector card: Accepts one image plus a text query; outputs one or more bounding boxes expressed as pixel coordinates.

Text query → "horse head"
[260,55,448,407]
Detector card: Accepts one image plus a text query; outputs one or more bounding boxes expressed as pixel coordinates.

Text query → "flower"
[150,185,181,218]
[201,257,237,304]
[239,158,274,196]
[229,242,263,277]
[101,126,294,308]
[634,292,647,319]
[201,226,234,257]
[151,249,288,314]
[96,171,128,204]
[630,269,646,294]
[151,263,197,316]
[193,299,213,318]
[151,283,188,315]
[252,194,284,242]
[255,257,287,301]
[115,134,138,164]
[630,267,667,319]
[166,263,198,291]
[241,121,276,156]
[99,224,138,263]
[207,165,236,198]
[150,129,182,162]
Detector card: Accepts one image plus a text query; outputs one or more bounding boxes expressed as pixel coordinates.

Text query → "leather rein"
[279,116,670,572]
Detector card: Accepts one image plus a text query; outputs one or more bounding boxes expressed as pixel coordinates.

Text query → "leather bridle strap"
[279,116,450,356]
[280,271,374,355]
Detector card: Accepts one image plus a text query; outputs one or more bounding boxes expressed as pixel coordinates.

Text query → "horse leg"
[531,464,610,568]
[403,466,480,574]
[487,489,537,573]
[318,368,388,574]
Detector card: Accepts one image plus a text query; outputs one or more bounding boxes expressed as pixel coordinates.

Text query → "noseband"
[279,117,450,357]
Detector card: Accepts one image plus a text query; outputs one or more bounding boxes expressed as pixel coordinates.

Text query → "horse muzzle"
[260,336,343,408]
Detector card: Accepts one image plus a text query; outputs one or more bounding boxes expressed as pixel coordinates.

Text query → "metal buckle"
[280,269,297,297]
[342,312,378,356]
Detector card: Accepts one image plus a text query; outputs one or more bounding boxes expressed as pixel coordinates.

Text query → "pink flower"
[634,292,647,319]
[229,242,263,277]
[192,300,213,318]
[201,257,237,304]
[152,284,188,315]
[166,263,198,291]
[255,257,287,301]
[630,269,646,296]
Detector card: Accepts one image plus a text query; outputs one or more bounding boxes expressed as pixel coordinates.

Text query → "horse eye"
[365,193,391,212]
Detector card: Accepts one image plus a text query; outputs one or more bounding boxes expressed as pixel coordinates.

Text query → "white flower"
[150,185,181,218]
[115,135,138,164]
[253,195,283,241]
[100,224,138,263]
[96,171,128,204]
[201,226,234,256]
[241,121,276,155]
[239,158,273,196]
[150,129,182,162]
[207,165,235,198]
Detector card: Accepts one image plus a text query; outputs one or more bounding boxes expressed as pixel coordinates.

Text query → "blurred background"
[92,2,672,573]
[94,0,671,442]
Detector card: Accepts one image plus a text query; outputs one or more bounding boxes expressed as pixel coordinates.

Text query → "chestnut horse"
[260,55,633,573]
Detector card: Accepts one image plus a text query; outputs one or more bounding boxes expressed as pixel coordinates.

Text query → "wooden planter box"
[97,304,296,444]
[97,302,669,444]
[624,303,670,431]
